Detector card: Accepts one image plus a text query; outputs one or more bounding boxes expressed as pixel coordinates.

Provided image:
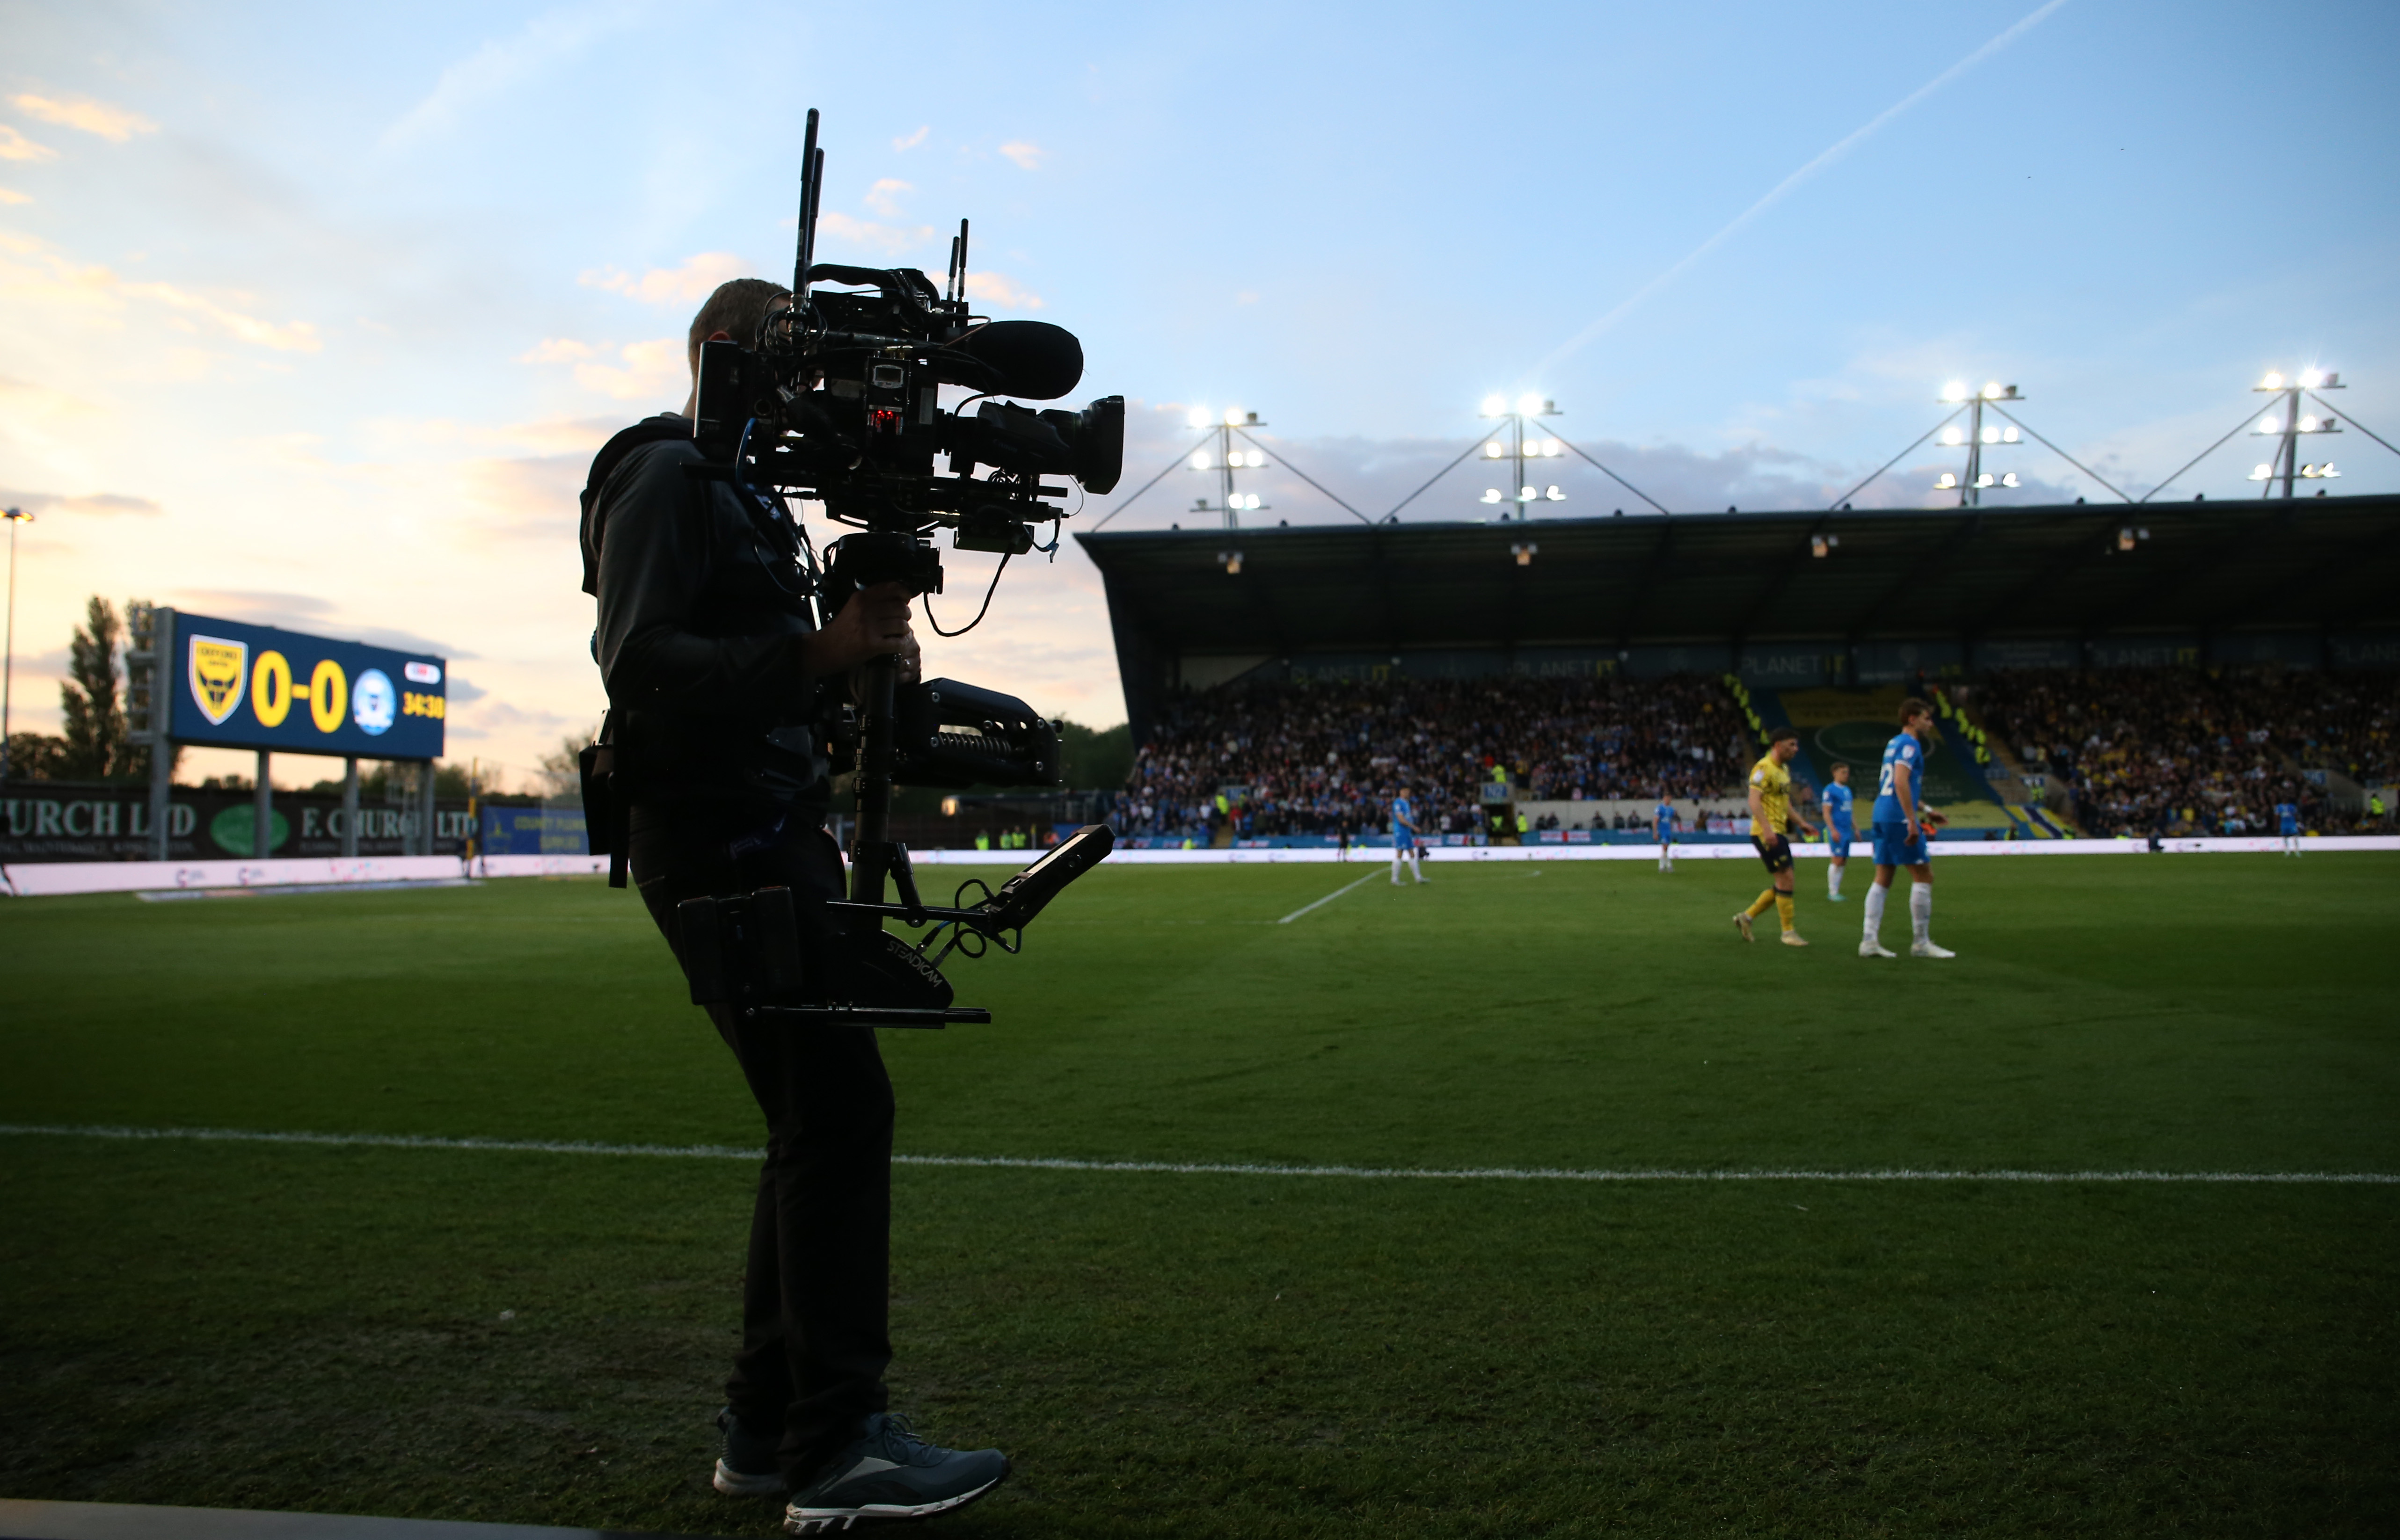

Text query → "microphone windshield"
[938,321,1084,400]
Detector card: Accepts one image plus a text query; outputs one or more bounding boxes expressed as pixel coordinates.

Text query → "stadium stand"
[1971,667,2399,837]
[1121,675,1748,841]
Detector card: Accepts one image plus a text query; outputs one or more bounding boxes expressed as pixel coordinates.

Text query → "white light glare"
[1935,472,1959,489]
[1187,407,1210,428]
[1483,442,1504,458]
[1940,382,1968,403]
[1224,408,1243,426]
[1544,485,1565,501]
[1481,488,1503,504]
[2001,426,2021,443]
[1243,449,1264,467]
[2299,415,2320,433]
[1982,382,2004,400]
[1190,452,1211,470]
[1980,425,2001,445]
[2259,371,2284,391]
[1516,392,1543,415]
[1518,486,1536,502]
[2001,472,2021,488]
[2298,369,2325,388]
[1975,472,1996,488]
[2249,464,2274,480]
[2260,417,2281,435]
[1480,394,1508,417]
[1940,428,1966,447]
[1540,438,1562,457]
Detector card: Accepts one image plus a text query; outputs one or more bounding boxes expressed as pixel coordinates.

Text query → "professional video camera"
[674,108,1119,1031]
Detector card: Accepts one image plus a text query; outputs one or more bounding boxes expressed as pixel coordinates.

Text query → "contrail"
[1526,0,2074,381]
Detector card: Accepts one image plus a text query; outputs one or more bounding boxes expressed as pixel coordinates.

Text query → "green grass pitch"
[2,853,2395,1537]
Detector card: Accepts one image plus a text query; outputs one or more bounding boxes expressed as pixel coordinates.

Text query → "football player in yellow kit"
[1733,725,1818,948]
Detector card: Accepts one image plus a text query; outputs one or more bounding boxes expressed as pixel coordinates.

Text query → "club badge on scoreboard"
[188,636,249,726]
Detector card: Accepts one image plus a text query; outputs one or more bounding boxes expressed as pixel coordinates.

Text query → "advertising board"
[168,611,446,759]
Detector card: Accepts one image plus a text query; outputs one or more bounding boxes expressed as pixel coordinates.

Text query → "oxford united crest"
[189,636,249,726]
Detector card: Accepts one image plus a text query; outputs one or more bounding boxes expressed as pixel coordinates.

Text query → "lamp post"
[2247,369,2343,497]
[1931,382,2025,506]
[1186,406,1269,529]
[1476,392,1567,516]
[1,507,31,784]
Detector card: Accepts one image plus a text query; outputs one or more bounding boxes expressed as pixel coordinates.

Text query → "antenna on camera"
[795,109,823,301]
[955,218,970,307]
[945,219,966,305]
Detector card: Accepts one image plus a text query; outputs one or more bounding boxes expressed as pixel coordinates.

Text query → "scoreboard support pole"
[341,757,359,858]
[418,760,437,856]
[141,608,176,863]
[254,751,273,861]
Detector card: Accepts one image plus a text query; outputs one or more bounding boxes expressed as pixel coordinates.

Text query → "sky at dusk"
[3,0,2396,786]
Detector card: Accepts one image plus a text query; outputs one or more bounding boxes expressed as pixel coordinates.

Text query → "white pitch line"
[1276,870,1385,924]
[2,1125,2393,1184]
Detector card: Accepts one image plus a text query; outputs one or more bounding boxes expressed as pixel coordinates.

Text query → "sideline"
[3,1124,2392,1185]
[1276,870,1385,924]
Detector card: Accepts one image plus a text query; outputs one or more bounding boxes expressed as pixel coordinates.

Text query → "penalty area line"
[1277,870,1385,924]
[1,1125,2393,1184]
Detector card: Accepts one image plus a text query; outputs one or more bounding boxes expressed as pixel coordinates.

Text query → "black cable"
[2314,391,2400,464]
[2137,403,2263,503]
[1548,432,1670,515]
[1984,403,2133,502]
[923,552,1009,637]
[1087,432,1217,531]
[1826,405,1964,510]
[1381,435,1491,521]
[1231,427,1373,525]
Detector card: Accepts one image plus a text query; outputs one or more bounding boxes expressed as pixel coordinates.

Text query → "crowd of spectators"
[1973,666,2397,837]
[1118,674,1747,841]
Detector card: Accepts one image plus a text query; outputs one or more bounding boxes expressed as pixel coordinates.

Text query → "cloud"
[0,125,57,161]
[572,336,685,401]
[814,211,935,258]
[12,92,158,142]
[577,251,750,305]
[173,589,339,622]
[0,188,27,205]
[0,232,318,350]
[443,674,490,705]
[963,270,1043,311]
[383,3,635,146]
[997,140,1043,170]
[863,178,912,218]
[892,125,930,152]
[516,336,596,363]
[0,488,163,516]
[122,279,320,352]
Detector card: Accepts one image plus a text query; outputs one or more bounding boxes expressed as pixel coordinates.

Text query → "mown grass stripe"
[4,1123,2393,1184]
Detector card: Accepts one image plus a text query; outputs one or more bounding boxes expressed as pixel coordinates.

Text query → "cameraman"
[583,276,1009,1529]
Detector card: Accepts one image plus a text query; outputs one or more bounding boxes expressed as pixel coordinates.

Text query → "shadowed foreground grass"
[2,855,2396,1535]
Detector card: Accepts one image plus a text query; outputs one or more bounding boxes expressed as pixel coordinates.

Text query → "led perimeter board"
[168,611,446,760]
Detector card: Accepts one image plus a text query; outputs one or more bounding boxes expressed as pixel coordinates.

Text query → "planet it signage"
[169,612,446,759]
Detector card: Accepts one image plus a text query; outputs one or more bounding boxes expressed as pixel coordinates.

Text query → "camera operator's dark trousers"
[628,801,892,1479]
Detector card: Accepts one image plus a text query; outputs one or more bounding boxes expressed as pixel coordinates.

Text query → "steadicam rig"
[678,107,1117,1032]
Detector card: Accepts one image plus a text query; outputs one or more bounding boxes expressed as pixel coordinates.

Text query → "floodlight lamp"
[2301,464,2320,478]
[2259,371,2283,390]
[2001,426,2021,443]
[1515,392,1542,415]
[1934,472,1958,489]
[1484,442,1504,458]
[1224,408,1243,426]
[2250,464,2273,480]
[1191,451,1211,470]
[2298,415,2319,433]
[1518,486,1536,502]
[1940,382,1968,403]
[1481,488,1503,504]
[2260,417,2280,434]
[1982,382,2004,400]
[1940,428,1965,447]
[0,508,29,524]
[1981,425,2001,445]
[1480,394,1507,417]
[1187,407,1210,428]
[1975,472,1995,488]
[1540,438,1562,457]
[2323,462,2340,478]
[1544,485,1565,501]
[2001,472,2020,488]
[2298,369,2324,388]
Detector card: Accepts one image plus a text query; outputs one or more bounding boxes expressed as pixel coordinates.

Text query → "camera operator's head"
[679,277,790,416]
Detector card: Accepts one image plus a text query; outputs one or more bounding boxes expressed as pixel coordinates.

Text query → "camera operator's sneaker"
[714,1406,786,1496]
[784,1413,1007,1534]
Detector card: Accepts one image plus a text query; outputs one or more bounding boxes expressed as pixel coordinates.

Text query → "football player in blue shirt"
[1861,697,1953,959]
[1655,788,1680,873]
[1389,785,1426,885]
[1822,762,1857,901]
[2276,799,2300,857]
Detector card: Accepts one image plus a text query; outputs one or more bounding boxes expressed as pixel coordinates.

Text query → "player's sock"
[1909,882,1933,943]
[1390,853,1401,883]
[1827,863,1843,899]
[1775,894,1796,933]
[1863,883,1887,941]
[1744,889,1775,921]
[1410,851,1424,882]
